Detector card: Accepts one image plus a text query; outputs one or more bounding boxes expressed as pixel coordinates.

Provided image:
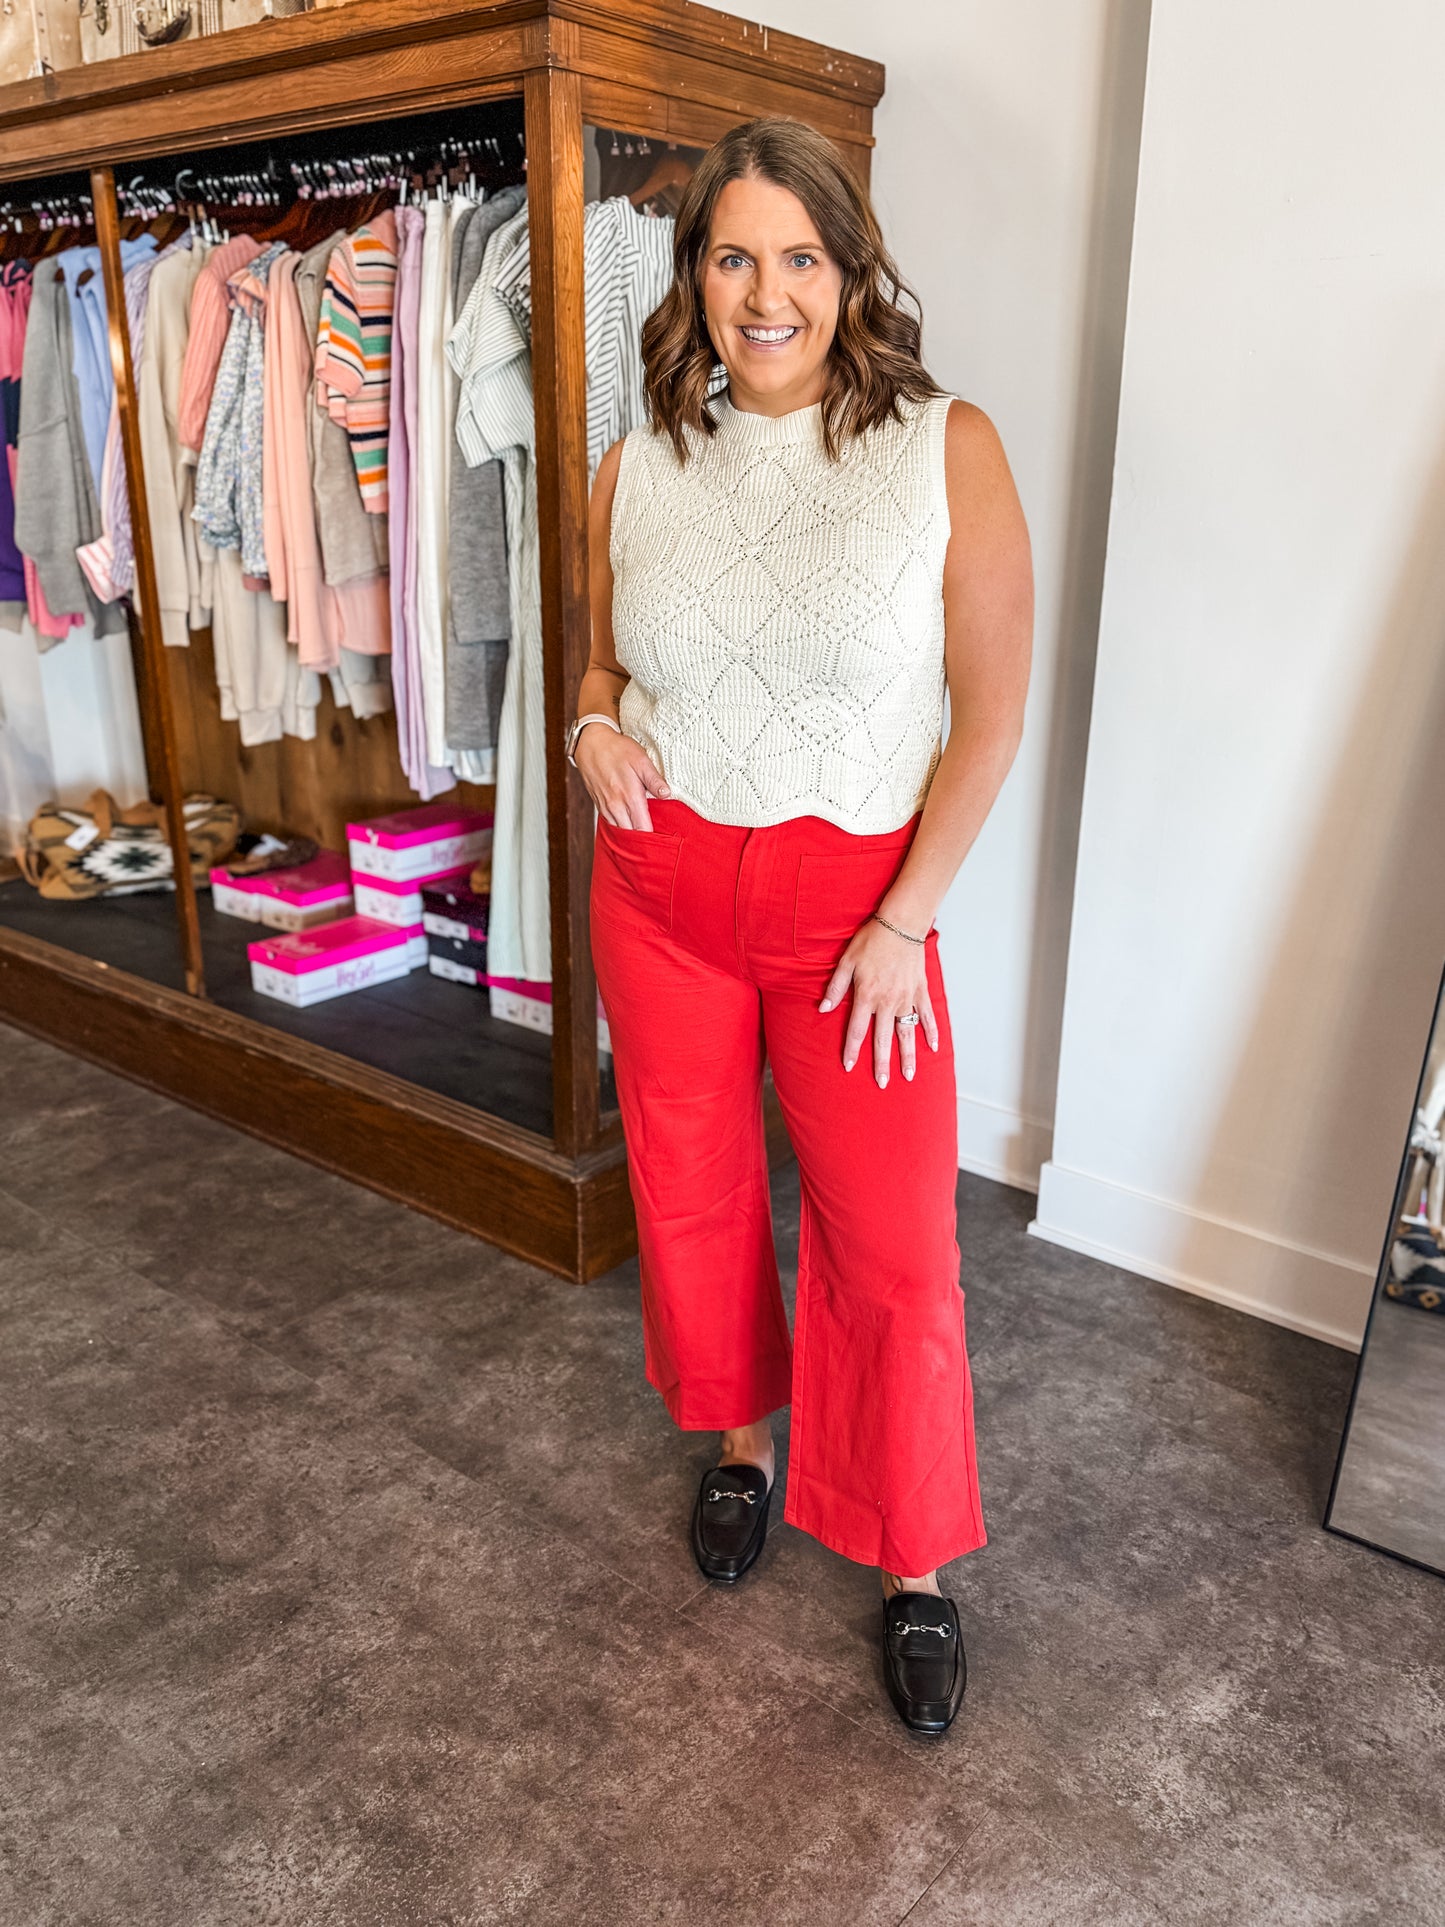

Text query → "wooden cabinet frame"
[0,0,881,1278]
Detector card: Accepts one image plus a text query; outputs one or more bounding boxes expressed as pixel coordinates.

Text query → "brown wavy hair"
[642,117,943,462]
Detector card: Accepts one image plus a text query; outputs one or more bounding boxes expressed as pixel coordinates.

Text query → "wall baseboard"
[957,1092,1051,1194]
[1031,1160,1374,1351]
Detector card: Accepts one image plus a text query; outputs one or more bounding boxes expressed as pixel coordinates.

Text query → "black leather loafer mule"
[690,1463,772,1582]
[882,1591,967,1735]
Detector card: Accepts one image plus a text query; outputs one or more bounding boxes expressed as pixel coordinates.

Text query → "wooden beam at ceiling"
[0,34,535,181]
[559,0,883,109]
[0,0,879,138]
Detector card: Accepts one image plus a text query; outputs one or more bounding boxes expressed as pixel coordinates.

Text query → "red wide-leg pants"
[590,798,986,1576]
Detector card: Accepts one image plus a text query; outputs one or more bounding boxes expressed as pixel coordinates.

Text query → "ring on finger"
[896,1009,921,1029]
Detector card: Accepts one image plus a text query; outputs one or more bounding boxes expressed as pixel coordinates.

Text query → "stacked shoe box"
[421,873,491,987]
[487,974,613,1057]
[242,807,490,1009]
[353,862,474,932]
[414,865,611,1056]
[345,803,493,963]
[247,916,428,1008]
[212,849,354,931]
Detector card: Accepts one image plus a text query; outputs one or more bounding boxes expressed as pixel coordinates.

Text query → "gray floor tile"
[7,1475,976,1927]
[257,1252,719,1607]
[901,1809,1162,1924]
[685,1294,1445,1912]
[3,1018,1444,1926]
[957,1172,1356,1433]
[1,1280,444,1692]
[0,1091,467,1346]
[0,1022,174,1163]
[0,1676,203,1927]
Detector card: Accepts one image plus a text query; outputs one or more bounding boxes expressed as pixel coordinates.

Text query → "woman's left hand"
[818,918,939,1088]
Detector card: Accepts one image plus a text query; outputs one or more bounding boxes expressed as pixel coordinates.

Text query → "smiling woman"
[640,119,940,458]
[569,116,1034,1738]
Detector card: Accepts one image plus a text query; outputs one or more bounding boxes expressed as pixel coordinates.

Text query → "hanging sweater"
[609,388,955,834]
[138,240,210,648]
[314,208,397,514]
[293,232,389,586]
[13,261,121,635]
[0,262,31,614]
[448,194,673,983]
[445,183,525,764]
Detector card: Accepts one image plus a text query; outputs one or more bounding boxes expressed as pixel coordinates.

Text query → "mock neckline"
[711,390,824,448]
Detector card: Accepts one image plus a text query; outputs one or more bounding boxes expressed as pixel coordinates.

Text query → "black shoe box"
[421,879,489,947]
[426,931,489,986]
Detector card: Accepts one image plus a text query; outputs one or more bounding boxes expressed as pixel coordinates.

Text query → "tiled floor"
[1,1019,1441,1925]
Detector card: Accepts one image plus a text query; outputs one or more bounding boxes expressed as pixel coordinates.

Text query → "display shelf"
[0,882,620,1139]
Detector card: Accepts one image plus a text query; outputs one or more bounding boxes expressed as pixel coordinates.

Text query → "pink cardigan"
[262,248,389,671]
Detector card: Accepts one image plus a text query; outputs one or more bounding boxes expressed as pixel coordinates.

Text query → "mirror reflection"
[1327,963,1445,1574]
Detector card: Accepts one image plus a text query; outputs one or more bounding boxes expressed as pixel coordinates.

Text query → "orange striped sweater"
[315,209,397,515]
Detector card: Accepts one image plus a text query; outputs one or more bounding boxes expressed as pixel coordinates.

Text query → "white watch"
[566,712,622,766]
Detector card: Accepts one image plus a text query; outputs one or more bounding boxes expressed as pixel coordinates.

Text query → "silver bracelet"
[871,911,928,945]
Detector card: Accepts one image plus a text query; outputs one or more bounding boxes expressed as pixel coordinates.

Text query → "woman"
[571,118,1032,1735]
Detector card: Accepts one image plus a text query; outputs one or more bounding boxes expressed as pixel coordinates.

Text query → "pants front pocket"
[791,848,912,966]
[592,819,684,935]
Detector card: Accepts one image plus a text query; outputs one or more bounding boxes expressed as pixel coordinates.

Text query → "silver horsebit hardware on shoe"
[894,1618,953,1636]
[707,1486,758,1504]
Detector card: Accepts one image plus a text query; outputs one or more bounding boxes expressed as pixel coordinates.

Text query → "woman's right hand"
[576,722,673,831]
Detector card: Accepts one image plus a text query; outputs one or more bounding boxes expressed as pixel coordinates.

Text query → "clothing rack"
[0,0,883,1281]
[114,100,528,232]
[0,169,96,254]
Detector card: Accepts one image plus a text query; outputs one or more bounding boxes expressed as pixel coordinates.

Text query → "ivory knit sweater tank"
[609,387,954,833]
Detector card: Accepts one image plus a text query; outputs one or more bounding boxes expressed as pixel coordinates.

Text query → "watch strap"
[566,712,623,767]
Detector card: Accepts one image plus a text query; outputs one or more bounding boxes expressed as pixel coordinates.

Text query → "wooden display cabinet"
[0,0,882,1279]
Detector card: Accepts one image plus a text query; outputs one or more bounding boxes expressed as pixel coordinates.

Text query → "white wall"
[756,0,1152,1187]
[0,622,149,855]
[1033,1,1445,1346]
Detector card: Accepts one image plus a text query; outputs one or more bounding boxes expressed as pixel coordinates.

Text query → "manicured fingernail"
[818,999,833,1012]
[879,1075,888,1089]
[904,1066,914,1081]
[843,1056,855,1071]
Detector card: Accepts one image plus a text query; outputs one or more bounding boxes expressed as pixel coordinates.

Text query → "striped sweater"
[315,208,397,514]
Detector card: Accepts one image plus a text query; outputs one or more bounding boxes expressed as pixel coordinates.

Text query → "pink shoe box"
[346,803,493,884]
[211,866,266,922]
[248,915,427,1008]
[251,851,353,932]
[210,850,352,930]
[487,975,612,1055]
[352,863,472,930]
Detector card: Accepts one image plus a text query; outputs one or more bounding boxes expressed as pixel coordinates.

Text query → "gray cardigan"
[445,183,524,754]
[14,261,124,638]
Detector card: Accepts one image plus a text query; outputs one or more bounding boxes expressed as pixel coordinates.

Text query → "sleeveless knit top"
[609,387,954,833]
